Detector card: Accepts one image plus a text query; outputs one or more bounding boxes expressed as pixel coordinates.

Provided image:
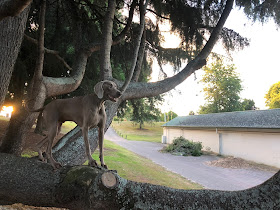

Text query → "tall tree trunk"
[0,1,47,155]
[0,6,30,108]
[0,84,47,155]
[0,152,279,209]
[0,0,32,21]
[100,0,116,80]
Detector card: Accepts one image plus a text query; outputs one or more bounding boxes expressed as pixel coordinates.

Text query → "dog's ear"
[94,81,104,99]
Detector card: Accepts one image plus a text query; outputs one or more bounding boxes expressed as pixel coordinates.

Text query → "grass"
[111,121,164,143]
[60,121,77,134]
[0,116,10,121]
[91,139,202,190]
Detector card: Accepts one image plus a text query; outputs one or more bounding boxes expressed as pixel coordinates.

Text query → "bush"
[163,136,202,156]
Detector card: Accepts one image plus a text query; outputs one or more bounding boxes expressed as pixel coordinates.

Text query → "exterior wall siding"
[220,132,280,168]
[163,127,280,168]
[182,129,220,153]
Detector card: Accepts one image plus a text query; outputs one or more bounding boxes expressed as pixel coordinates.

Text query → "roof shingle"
[162,109,280,129]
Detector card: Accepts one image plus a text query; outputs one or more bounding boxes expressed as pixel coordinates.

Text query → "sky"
[151,8,280,116]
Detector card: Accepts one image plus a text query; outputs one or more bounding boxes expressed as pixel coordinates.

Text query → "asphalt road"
[105,127,276,191]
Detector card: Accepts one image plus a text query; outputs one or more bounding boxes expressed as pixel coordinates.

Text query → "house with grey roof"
[162,109,280,168]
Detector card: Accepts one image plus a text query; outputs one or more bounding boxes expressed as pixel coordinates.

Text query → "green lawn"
[60,121,77,134]
[0,116,10,121]
[91,139,202,190]
[111,121,164,143]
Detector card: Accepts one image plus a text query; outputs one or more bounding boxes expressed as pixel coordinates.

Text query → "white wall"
[163,128,220,153]
[220,132,280,168]
[163,127,280,168]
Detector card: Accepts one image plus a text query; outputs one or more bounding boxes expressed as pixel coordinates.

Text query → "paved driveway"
[105,127,276,191]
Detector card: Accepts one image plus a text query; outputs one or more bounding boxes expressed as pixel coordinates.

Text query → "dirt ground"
[206,156,278,172]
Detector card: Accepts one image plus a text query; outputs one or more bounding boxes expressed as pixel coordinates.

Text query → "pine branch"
[120,0,150,92]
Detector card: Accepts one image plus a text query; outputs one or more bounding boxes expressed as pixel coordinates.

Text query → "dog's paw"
[101,164,108,169]
[51,162,62,170]
[88,159,98,167]
[40,158,47,163]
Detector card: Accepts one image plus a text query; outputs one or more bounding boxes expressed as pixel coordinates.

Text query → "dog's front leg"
[82,127,97,167]
[98,125,107,169]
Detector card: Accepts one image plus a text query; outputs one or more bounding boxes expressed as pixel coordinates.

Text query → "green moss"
[21,150,38,158]
[62,166,100,187]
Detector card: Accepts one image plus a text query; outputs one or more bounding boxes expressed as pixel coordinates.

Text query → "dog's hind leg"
[36,136,48,162]
[45,123,62,169]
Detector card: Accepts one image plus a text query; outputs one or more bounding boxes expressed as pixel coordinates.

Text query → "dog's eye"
[110,84,113,89]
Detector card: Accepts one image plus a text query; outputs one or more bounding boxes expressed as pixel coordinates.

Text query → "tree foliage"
[130,96,162,129]
[241,98,256,110]
[199,60,243,114]
[199,60,256,114]
[160,110,178,122]
[265,81,280,109]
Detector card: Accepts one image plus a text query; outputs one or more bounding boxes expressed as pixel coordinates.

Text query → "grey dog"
[32,80,122,169]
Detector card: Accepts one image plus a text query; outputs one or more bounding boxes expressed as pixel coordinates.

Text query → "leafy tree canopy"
[160,111,178,122]
[198,59,256,114]
[199,59,242,114]
[129,97,163,129]
[265,81,280,109]
[241,98,256,111]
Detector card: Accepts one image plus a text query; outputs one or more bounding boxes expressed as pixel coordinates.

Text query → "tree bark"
[0,153,279,209]
[0,1,47,155]
[0,0,32,21]
[0,1,89,155]
[100,0,116,80]
[121,0,149,93]
[0,5,30,108]
[0,84,47,155]
[132,30,146,82]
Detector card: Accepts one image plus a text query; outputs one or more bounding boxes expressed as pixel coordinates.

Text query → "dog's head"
[94,80,122,102]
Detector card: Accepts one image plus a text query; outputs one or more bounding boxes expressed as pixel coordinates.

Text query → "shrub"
[163,136,202,156]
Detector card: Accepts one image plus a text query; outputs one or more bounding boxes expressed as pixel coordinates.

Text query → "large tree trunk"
[0,1,47,155]
[0,5,30,107]
[0,0,89,155]
[0,83,46,155]
[0,152,279,209]
[0,0,32,21]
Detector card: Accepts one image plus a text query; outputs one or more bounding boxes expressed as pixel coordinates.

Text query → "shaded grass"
[91,139,202,190]
[60,121,77,134]
[0,116,10,122]
[111,121,164,143]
